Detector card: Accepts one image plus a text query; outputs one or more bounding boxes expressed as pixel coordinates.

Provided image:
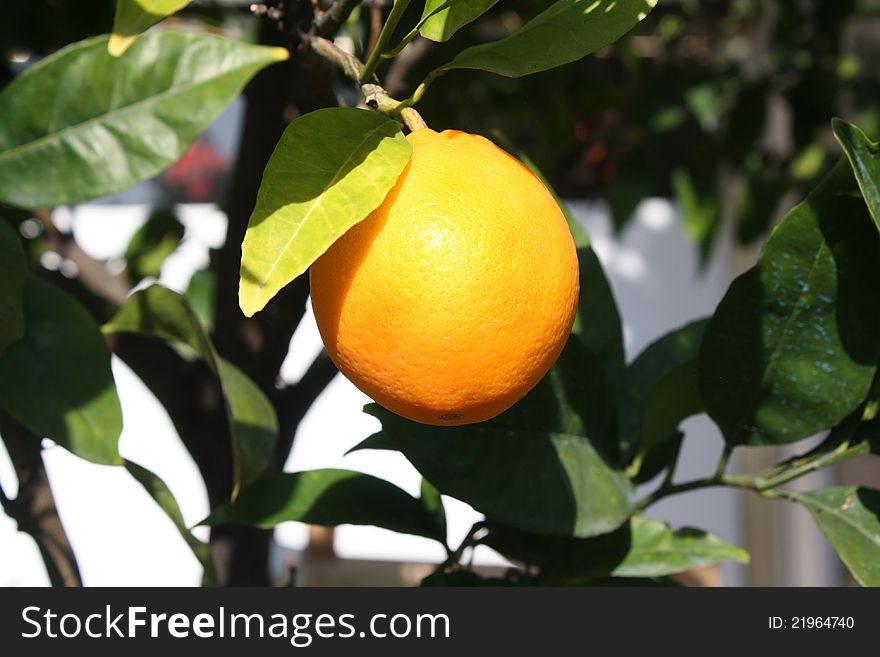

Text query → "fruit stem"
[308,35,430,131]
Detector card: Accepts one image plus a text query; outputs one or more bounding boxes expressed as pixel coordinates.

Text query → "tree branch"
[275,350,338,462]
[0,411,82,587]
[316,0,363,38]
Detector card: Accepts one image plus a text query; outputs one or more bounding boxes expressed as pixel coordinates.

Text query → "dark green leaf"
[124,209,184,284]
[833,118,880,231]
[0,31,287,208]
[419,0,500,42]
[700,160,880,445]
[619,319,707,466]
[104,284,276,495]
[366,401,634,538]
[202,469,445,542]
[110,0,191,56]
[435,0,657,78]
[420,478,447,543]
[124,459,216,584]
[790,486,880,587]
[0,220,24,352]
[736,169,787,244]
[0,276,122,464]
[239,108,411,316]
[345,431,397,455]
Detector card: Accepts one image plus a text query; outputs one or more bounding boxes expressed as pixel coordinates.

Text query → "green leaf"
[124,459,216,584]
[420,478,447,543]
[0,276,122,464]
[184,268,216,331]
[419,0,500,42]
[483,516,748,582]
[619,319,707,467]
[434,0,657,79]
[611,517,749,578]
[345,431,397,454]
[0,220,25,352]
[790,486,880,587]
[202,469,445,542]
[671,167,720,266]
[700,160,880,445]
[104,284,276,496]
[366,401,634,538]
[0,31,287,209]
[832,118,880,231]
[110,0,191,56]
[124,209,184,284]
[239,108,412,316]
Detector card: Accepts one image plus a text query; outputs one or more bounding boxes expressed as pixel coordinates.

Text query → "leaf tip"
[270,46,291,63]
[108,34,135,57]
[237,280,264,318]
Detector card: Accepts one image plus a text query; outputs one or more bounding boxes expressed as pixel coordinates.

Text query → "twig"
[36,209,130,305]
[275,350,338,462]
[307,34,428,131]
[315,0,363,38]
[0,411,82,586]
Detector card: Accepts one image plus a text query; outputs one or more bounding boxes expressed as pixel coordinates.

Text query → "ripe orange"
[309,129,579,426]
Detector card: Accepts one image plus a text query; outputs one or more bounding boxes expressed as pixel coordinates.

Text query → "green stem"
[751,439,869,491]
[398,68,442,107]
[359,0,413,83]
[714,443,735,479]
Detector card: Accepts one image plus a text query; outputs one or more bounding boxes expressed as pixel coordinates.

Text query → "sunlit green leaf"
[419,0,500,42]
[239,108,411,317]
[700,160,880,445]
[104,284,276,496]
[833,118,880,231]
[790,486,880,587]
[434,0,657,78]
[110,0,191,56]
[0,31,287,208]
[0,276,122,464]
[202,469,445,542]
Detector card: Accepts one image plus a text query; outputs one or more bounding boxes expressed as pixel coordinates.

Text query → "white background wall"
[0,197,749,586]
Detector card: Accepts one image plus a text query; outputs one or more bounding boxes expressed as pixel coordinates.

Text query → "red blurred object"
[162,140,227,202]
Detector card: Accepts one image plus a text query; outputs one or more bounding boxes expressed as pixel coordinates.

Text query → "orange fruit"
[310,129,579,426]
